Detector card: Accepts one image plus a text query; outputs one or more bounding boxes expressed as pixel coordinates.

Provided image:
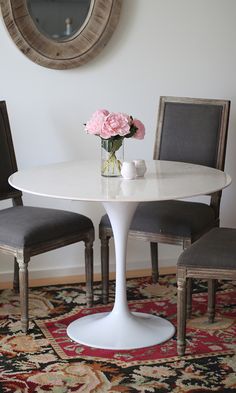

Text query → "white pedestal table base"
[67,310,175,350]
[67,201,175,350]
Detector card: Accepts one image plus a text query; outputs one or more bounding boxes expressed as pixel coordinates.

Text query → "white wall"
[0,0,236,281]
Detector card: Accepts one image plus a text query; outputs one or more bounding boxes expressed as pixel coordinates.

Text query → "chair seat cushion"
[0,206,93,248]
[100,200,216,238]
[178,227,236,269]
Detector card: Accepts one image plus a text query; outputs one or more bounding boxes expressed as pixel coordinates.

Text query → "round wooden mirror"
[1,0,122,69]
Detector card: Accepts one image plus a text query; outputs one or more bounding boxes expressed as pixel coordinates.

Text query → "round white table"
[9,160,231,350]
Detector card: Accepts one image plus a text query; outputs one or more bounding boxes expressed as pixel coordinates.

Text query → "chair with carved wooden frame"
[177,227,236,356]
[99,96,230,309]
[0,100,94,332]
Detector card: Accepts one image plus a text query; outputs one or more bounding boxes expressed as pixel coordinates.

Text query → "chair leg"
[186,278,192,319]
[177,274,187,356]
[207,279,216,323]
[13,257,19,293]
[17,253,30,333]
[101,236,110,304]
[85,238,94,307]
[150,242,159,283]
[183,239,192,319]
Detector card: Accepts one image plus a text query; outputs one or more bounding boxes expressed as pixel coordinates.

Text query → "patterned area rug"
[0,275,236,392]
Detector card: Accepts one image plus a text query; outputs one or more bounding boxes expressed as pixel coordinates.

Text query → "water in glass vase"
[101,138,124,177]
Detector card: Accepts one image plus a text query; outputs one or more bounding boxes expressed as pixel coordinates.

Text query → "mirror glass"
[27,0,92,41]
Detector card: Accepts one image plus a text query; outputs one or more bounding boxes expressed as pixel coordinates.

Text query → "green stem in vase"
[102,153,121,175]
[101,137,123,176]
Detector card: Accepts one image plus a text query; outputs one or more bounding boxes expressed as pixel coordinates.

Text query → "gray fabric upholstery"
[159,102,222,167]
[178,227,236,269]
[100,99,227,242]
[0,206,93,248]
[0,103,18,197]
[100,200,216,238]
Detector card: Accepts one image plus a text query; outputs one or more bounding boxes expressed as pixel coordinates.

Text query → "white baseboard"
[0,258,176,283]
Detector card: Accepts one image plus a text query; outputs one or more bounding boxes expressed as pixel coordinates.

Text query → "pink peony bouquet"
[85,109,145,140]
[85,109,145,176]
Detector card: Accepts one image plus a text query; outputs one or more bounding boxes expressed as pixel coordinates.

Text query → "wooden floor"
[0,266,176,289]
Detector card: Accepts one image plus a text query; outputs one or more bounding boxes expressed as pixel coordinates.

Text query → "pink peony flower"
[100,112,131,139]
[132,119,145,140]
[85,109,109,135]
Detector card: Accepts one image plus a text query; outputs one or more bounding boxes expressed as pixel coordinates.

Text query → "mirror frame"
[0,0,122,69]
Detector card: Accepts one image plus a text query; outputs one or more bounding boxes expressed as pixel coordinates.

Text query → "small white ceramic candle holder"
[121,161,137,180]
[133,159,147,177]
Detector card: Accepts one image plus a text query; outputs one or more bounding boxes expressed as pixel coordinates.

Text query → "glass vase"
[101,138,124,177]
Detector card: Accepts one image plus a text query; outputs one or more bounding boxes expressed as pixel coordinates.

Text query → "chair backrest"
[153,96,230,217]
[0,101,22,203]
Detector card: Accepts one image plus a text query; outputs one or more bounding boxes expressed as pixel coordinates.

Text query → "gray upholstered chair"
[99,96,230,305]
[0,100,94,332]
[177,227,236,356]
